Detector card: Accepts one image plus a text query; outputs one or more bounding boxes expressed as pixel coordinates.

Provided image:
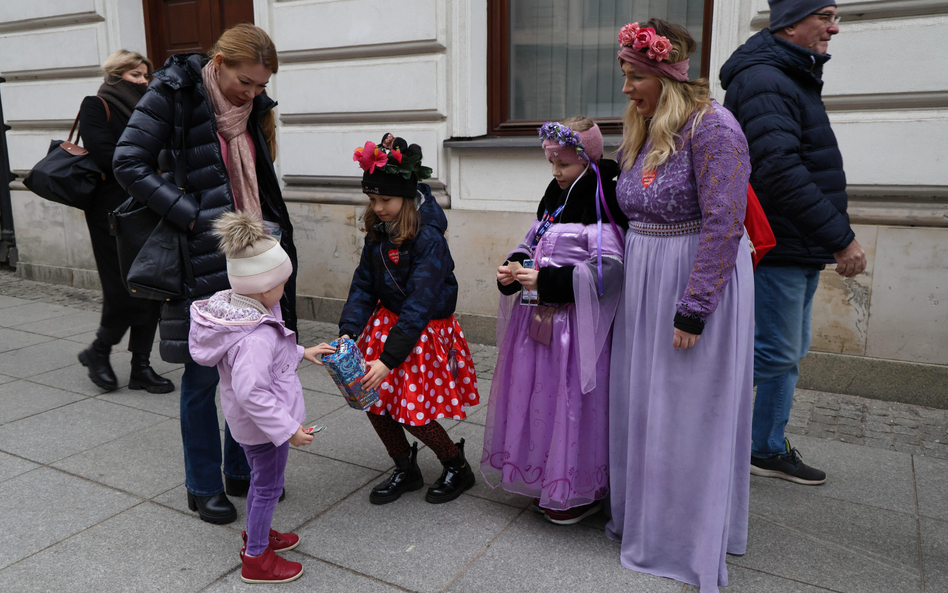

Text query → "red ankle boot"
[240,546,303,584]
[241,528,300,553]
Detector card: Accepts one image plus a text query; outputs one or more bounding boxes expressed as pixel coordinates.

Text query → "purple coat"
[189,291,306,446]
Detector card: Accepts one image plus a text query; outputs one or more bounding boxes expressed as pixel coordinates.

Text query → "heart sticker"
[388,249,400,265]
[642,170,657,188]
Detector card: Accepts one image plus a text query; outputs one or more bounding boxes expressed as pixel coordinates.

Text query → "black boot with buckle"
[370,442,424,505]
[425,438,476,504]
[129,352,175,393]
[78,338,118,391]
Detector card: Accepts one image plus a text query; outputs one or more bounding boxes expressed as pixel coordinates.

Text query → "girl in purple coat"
[189,212,334,584]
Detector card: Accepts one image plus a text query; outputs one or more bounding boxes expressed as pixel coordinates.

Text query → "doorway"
[142,0,255,67]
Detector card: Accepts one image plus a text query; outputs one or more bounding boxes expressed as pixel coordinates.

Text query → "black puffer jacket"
[720,29,854,266]
[113,53,297,363]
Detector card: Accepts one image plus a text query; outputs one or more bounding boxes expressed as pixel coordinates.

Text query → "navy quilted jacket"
[720,29,854,266]
[339,185,458,370]
[113,53,298,363]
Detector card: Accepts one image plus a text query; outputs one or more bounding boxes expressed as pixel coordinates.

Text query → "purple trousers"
[241,440,289,556]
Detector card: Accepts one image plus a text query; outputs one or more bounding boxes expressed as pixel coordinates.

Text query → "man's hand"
[833,239,867,278]
[362,359,391,391]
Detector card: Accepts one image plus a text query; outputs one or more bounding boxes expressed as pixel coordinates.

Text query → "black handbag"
[109,91,194,300]
[23,97,110,210]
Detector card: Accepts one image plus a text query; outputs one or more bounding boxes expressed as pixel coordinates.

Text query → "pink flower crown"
[618,22,672,62]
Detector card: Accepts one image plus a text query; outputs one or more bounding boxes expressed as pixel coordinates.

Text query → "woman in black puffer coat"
[113,24,298,526]
[77,50,173,394]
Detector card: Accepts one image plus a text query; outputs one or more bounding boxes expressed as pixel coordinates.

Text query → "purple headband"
[617,47,690,82]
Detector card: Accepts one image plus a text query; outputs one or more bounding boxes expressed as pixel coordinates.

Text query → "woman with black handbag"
[77,50,173,394]
[113,24,299,526]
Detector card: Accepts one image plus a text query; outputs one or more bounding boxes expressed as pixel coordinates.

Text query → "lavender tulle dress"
[482,219,624,511]
[607,102,755,592]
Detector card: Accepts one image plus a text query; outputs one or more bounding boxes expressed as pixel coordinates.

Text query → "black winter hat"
[769,0,836,30]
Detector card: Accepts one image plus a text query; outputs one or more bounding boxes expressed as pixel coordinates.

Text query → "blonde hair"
[618,19,712,172]
[102,50,153,83]
[559,116,595,132]
[362,197,421,246]
[208,23,279,158]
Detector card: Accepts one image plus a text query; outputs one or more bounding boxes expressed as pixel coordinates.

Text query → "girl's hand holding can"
[288,425,314,447]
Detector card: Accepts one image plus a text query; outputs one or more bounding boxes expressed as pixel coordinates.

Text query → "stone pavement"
[0,268,946,593]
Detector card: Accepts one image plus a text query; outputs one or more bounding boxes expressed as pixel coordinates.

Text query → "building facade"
[1,0,946,403]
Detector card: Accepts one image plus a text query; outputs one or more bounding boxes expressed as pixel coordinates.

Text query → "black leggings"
[367,412,458,462]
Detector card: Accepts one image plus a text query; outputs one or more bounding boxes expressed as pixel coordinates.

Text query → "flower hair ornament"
[354,135,433,199]
[616,22,690,83]
[537,121,620,296]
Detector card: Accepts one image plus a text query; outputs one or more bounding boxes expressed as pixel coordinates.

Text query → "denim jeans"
[180,362,251,495]
[751,265,821,459]
[242,441,289,556]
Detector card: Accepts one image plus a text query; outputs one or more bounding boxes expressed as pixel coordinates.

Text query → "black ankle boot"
[78,339,118,391]
[370,442,424,505]
[426,438,476,504]
[187,491,237,524]
[129,353,175,393]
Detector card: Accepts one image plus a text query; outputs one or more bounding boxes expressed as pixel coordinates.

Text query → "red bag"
[744,185,776,269]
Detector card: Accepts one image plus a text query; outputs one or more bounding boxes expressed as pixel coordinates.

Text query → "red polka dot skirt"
[357,305,480,426]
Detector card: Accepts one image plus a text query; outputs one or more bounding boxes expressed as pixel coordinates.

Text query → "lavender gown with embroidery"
[606,101,754,592]
[482,216,624,510]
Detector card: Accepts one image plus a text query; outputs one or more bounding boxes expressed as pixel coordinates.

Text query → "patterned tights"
[367,412,458,462]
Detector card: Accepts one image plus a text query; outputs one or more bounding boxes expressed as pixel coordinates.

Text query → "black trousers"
[85,184,162,355]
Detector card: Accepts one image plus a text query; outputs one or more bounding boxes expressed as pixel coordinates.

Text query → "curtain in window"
[510,0,705,121]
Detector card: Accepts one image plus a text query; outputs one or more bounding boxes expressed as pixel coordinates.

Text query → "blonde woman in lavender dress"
[607,19,754,592]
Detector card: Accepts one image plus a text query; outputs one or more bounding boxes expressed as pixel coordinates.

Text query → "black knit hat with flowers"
[353,135,432,199]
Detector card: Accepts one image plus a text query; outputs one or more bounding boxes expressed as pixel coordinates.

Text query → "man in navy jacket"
[721,0,866,485]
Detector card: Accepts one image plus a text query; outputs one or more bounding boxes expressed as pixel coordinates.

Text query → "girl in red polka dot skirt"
[339,135,480,505]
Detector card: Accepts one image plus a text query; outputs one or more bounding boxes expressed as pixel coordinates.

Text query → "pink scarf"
[201,61,261,218]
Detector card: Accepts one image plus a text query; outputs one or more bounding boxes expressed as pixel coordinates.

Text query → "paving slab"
[0,467,139,570]
[301,387,348,426]
[0,398,167,464]
[297,483,522,593]
[0,374,14,386]
[0,302,71,327]
[685,566,838,592]
[52,418,185,498]
[296,406,400,472]
[0,451,40,483]
[731,483,921,592]
[0,295,31,309]
[0,502,237,592]
[28,357,125,396]
[10,309,102,338]
[153,448,381,533]
[0,328,56,354]
[97,381,182,418]
[920,517,948,593]
[446,511,682,593]
[755,433,917,514]
[0,338,91,378]
[914,454,948,522]
[204,550,407,592]
[0,379,86,424]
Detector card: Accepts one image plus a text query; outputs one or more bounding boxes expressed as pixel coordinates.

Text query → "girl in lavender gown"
[482,117,627,525]
[607,20,754,592]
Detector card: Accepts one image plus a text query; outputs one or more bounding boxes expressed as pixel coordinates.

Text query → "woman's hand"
[289,425,314,447]
[673,328,700,350]
[303,342,336,365]
[514,268,539,291]
[362,359,391,391]
[497,265,516,286]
